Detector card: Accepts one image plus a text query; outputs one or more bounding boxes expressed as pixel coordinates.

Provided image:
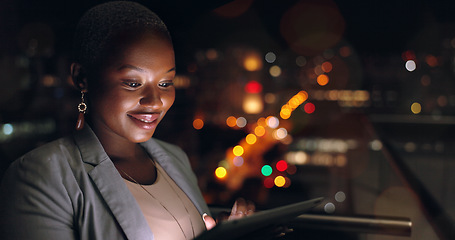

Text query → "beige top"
[123,163,206,240]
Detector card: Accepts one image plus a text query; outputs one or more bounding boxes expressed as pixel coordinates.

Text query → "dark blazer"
[0,126,209,239]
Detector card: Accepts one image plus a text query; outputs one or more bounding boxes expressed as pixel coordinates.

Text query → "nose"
[139,86,163,109]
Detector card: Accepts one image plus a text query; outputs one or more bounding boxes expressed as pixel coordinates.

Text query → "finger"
[246,200,255,216]
[229,198,247,220]
[202,213,217,230]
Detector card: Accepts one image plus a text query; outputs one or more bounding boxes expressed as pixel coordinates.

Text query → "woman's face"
[88,31,175,143]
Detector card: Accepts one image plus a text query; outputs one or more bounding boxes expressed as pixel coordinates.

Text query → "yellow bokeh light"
[411,102,421,114]
[254,125,266,136]
[317,74,329,86]
[226,116,237,127]
[274,176,286,187]
[233,145,244,156]
[298,91,308,101]
[246,134,257,144]
[215,167,227,179]
[244,53,263,71]
[280,111,291,119]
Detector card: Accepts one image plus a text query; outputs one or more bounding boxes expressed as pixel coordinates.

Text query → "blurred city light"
[303,102,315,114]
[226,116,237,127]
[274,176,286,187]
[405,60,416,72]
[411,102,422,114]
[266,116,279,128]
[317,74,329,86]
[261,165,273,176]
[276,160,288,172]
[236,117,247,128]
[269,65,282,77]
[233,145,244,156]
[233,156,244,167]
[243,52,263,71]
[265,52,276,63]
[215,167,227,179]
[192,118,204,130]
[245,133,257,144]
[254,125,266,136]
[243,94,263,114]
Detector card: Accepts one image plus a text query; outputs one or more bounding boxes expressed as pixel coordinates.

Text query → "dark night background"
[1,0,455,239]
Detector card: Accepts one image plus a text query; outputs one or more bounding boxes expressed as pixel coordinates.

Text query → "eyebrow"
[117,65,176,73]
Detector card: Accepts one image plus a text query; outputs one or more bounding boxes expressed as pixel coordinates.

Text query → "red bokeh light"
[245,80,263,93]
[263,177,274,188]
[276,160,288,172]
[304,102,315,114]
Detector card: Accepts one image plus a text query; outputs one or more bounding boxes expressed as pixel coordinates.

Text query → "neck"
[89,123,144,162]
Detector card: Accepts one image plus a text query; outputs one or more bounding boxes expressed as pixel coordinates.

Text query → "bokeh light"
[236,117,247,128]
[324,202,336,213]
[264,177,274,188]
[405,60,416,72]
[244,80,263,93]
[233,145,244,156]
[269,65,282,77]
[276,160,288,172]
[261,165,273,176]
[254,125,266,136]
[2,124,13,135]
[243,94,263,114]
[192,118,204,130]
[304,102,316,114]
[265,52,276,63]
[226,116,237,127]
[317,74,329,86]
[245,134,257,144]
[243,52,263,71]
[335,191,346,202]
[274,176,286,187]
[321,61,333,72]
[215,167,227,179]
[266,116,279,128]
[233,156,244,167]
[273,128,288,140]
[411,102,422,114]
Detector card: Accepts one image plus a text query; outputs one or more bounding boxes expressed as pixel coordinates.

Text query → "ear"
[71,63,88,91]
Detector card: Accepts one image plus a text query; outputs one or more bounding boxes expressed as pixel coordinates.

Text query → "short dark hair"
[73,1,170,69]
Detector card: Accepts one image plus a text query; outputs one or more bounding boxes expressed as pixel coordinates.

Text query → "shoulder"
[17,136,78,166]
[3,136,80,182]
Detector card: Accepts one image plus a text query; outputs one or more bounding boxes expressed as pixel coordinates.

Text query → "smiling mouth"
[127,113,159,123]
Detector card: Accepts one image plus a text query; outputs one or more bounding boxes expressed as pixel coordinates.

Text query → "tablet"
[195,197,324,240]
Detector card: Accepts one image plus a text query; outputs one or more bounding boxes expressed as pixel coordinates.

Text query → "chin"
[128,131,155,143]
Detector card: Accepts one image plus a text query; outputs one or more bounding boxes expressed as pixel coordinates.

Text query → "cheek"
[164,91,176,110]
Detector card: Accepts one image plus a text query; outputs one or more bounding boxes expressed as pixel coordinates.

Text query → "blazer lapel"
[74,127,154,240]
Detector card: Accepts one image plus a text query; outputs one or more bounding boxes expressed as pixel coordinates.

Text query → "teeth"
[137,118,153,123]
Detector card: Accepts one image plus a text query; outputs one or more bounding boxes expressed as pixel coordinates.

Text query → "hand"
[202,198,255,230]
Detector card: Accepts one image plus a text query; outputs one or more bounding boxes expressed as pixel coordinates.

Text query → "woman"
[0,1,253,239]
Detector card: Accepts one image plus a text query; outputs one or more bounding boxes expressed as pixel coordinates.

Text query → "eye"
[123,81,142,88]
[158,81,174,88]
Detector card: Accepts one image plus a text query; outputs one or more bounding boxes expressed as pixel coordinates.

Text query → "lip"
[127,113,160,130]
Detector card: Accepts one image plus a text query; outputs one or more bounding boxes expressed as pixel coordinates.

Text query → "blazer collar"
[73,126,154,240]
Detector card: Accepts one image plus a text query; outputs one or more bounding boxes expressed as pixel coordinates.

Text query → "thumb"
[202,213,217,230]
